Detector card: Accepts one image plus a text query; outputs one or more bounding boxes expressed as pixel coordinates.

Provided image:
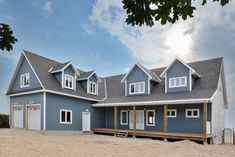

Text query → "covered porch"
[92,100,212,143]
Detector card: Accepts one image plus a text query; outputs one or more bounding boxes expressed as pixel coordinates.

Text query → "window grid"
[89,82,97,95]
[65,74,74,89]
[20,73,30,88]
[146,110,155,126]
[185,109,200,118]
[169,76,187,88]
[167,109,177,118]
[60,109,72,124]
[129,82,145,94]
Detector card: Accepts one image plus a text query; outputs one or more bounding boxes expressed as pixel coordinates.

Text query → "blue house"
[6,50,228,144]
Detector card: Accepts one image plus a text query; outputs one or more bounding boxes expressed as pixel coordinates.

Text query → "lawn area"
[0,129,235,157]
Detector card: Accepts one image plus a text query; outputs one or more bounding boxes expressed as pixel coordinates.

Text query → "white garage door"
[28,105,41,130]
[13,106,23,128]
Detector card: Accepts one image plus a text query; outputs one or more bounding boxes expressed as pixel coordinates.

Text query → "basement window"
[60,109,72,124]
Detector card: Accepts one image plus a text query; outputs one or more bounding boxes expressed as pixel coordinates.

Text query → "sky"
[0,0,235,127]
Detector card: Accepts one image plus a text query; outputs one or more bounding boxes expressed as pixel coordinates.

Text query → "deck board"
[92,128,212,142]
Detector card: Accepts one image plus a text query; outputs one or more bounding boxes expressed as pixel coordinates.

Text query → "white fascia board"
[23,50,45,89]
[160,57,200,78]
[7,89,44,97]
[92,98,211,107]
[87,71,102,83]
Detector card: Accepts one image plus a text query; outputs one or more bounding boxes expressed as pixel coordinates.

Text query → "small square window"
[186,109,199,118]
[167,109,177,118]
[60,109,72,124]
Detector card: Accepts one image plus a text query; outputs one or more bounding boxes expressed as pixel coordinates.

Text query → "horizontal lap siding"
[46,93,105,131]
[10,93,44,129]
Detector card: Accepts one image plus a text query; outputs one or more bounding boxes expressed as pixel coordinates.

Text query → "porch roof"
[92,98,211,107]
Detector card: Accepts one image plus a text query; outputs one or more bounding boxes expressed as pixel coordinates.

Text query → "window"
[167,109,177,118]
[129,82,145,94]
[20,73,30,88]
[120,110,128,125]
[186,109,199,118]
[146,110,155,126]
[60,109,72,124]
[169,76,187,88]
[65,74,74,89]
[89,82,97,95]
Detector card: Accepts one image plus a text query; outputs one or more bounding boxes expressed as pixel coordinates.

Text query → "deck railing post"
[164,104,168,133]
[114,106,117,130]
[203,102,208,144]
[133,105,136,137]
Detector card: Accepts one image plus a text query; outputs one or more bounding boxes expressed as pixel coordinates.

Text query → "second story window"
[20,73,30,88]
[65,74,74,89]
[129,82,145,94]
[169,76,187,88]
[89,82,97,95]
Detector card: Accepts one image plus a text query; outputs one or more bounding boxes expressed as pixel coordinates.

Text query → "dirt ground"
[0,129,235,157]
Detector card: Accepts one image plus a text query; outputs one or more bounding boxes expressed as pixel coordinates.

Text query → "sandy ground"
[0,129,235,157]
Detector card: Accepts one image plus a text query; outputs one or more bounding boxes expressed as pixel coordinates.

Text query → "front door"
[82,111,91,132]
[129,110,144,130]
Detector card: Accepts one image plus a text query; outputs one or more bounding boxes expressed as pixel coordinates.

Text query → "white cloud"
[43,0,53,16]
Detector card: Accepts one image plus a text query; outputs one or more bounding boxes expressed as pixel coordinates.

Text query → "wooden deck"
[92,128,212,142]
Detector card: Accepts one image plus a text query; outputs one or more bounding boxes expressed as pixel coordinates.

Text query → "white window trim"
[64,74,74,90]
[120,110,128,125]
[60,109,72,124]
[129,82,145,94]
[169,76,187,88]
[185,109,200,118]
[167,109,177,118]
[89,81,97,95]
[20,73,30,88]
[146,110,155,126]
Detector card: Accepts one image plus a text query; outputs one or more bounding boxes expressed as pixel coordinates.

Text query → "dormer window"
[169,76,187,88]
[65,74,74,89]
[129,82,145,94]
[20,73,30,88]
[89,82,97,95]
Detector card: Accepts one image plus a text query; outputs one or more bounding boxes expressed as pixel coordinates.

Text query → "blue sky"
[0,0,235,127]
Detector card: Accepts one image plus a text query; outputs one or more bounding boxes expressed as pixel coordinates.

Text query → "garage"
[13,105,23,128]
[27,105,41,130]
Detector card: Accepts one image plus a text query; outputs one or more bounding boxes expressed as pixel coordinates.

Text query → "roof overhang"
[160,57,200,78]
[77,71,102,83]
[121,64,161,83]
[92,98,211,107]
[50,62,80,76]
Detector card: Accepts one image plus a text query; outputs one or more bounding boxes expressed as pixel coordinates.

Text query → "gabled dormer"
[77,71,101,95]
[160,58,200,93]
[121,63,161,96]
[49,62,80,90]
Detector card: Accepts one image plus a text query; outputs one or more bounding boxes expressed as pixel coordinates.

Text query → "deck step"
[116,131,129,137]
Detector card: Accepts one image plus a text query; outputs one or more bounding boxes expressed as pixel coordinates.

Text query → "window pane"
[187,111,192,116]
[66,80,69,87]
[193,110,198,116]
[61,111,65,122]
[148,111,154,124]
[139,83,144,92]
[135,84,139,92]
[170,79,174,86]
[167,111,170,116]
[131,85,134,93]
[176,78,180,86]
[122,112,127,124]
[69,80,72,88]
[172,111,175,116]
[181,78,186,85]
[67,112,71,122]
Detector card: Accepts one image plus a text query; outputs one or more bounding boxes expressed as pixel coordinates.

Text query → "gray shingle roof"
[50,62,71,73]
[96,57,223,105]
[78,71,94,80]
[22,50,105,101]
[137,63,161,82]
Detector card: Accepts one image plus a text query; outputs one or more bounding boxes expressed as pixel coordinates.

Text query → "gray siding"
[54,72,62,85]
[46,93,105,130]
[10,93,44,129]
[126,66,149,96]
[167,60,190,93]
[89,74,97,83]
[64,65,74,76]
[10,57,42,93]
[80,80,88,91]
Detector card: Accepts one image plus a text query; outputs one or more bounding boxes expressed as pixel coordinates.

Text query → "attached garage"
[13,105,23,128]
[27,105,41,130]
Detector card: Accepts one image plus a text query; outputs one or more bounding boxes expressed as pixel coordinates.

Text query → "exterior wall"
[10,57,42,93]
[80,80,88,91]
[167,60,190,93]
[211,73,225,144]
[46,93,105,130]
[54,72,62,85]
[105,104,208,134]
[64,65,74,76]
[9,93,44,129]
[89,74,97,83]
[126,66,149,96]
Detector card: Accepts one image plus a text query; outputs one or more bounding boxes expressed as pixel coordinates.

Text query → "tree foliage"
[122,0,230,26]
[0,23,18,51]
